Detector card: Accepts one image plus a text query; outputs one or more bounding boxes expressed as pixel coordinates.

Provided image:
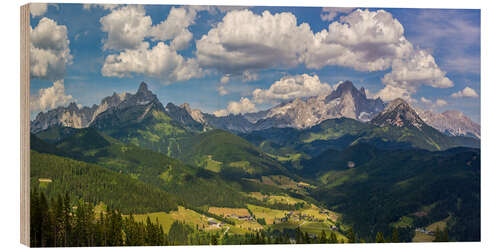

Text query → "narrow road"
[223,226,230,235]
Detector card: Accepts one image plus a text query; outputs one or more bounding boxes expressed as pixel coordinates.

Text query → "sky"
[28,3,481,122]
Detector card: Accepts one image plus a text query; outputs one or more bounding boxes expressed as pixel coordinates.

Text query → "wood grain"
[20,3,30,247]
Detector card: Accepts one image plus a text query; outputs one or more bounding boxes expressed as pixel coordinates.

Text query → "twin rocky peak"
[30,81,480,139]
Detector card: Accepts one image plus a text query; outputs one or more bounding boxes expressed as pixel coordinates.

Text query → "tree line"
[30,189,168,247]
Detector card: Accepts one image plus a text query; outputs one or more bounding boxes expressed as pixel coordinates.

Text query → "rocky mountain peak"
[178,102,208,126]
[137,81,150,94]
[385,98,408,110]
[179,103,191,112]
[118,82,158,109]
[337,80,355,93]
[359,87,367,98]
[325,81,356,101]
[67,102,79,111]
[371,98,426,129]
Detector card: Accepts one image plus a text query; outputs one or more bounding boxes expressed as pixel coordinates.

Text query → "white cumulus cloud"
[451,86,479,98]
[374,85,413,102]
[100,5,201,51]
[382,49,453,89]
[435,99,448,107]
[220,75,230,84]
[100,5,152,51]
[252,74,332,104]
[196,9,314,74]
[216,75,230,95]
[304,9,413,71]
[419,96,448,109]
[30,3,48,17]
[377,49,453,101]
[217,85,229,96]
[214,97,257,116]
[320,7,355,21]
[30,80,73,112]
[420,97,432,104]
[100,5,208,82]
[101,42,204,83]
[150,7,197,50]
[30,17,72,81]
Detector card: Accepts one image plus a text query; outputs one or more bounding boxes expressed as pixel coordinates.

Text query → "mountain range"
[31,81,480,140]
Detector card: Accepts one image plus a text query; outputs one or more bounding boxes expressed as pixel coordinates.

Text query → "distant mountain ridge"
[417,109,480,139]
[201,81,386,132]
[31,84,135,133]
[31,81,480,141]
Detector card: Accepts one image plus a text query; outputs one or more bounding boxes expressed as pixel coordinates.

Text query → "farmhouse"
[207,219,222,228]
[347,161,356,168]
[238,215,252,220]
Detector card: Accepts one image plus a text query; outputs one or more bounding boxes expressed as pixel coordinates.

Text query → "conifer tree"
[295,227,302,244]
[347,227,356,243]
[329,231,338,243]
[320,230,327,243]
[376,232,385,243]
[391,228,399,243]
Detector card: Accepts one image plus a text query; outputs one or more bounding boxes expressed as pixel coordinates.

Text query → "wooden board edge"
[20,3,30,247]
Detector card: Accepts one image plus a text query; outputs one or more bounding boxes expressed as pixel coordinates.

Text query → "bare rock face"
[30,82,158,133]
[181,81,386,132]
[164,102,204,131]
[371,98,426,129]
[417,109,480,139]
[179,103,206,125]
[256,81,385,129]
[31,103,98,133]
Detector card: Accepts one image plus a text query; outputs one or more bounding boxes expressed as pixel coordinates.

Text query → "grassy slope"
[179,129,290,177]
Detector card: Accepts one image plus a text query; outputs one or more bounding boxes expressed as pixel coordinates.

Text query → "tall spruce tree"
[376,232,385,243]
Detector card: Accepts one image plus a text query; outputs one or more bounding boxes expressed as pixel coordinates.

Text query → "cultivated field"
[208,207,251,217]
[133,206,223,232]
[247,204,289,225]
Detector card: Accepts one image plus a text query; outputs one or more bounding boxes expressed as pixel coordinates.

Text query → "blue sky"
[29,3,480,122]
